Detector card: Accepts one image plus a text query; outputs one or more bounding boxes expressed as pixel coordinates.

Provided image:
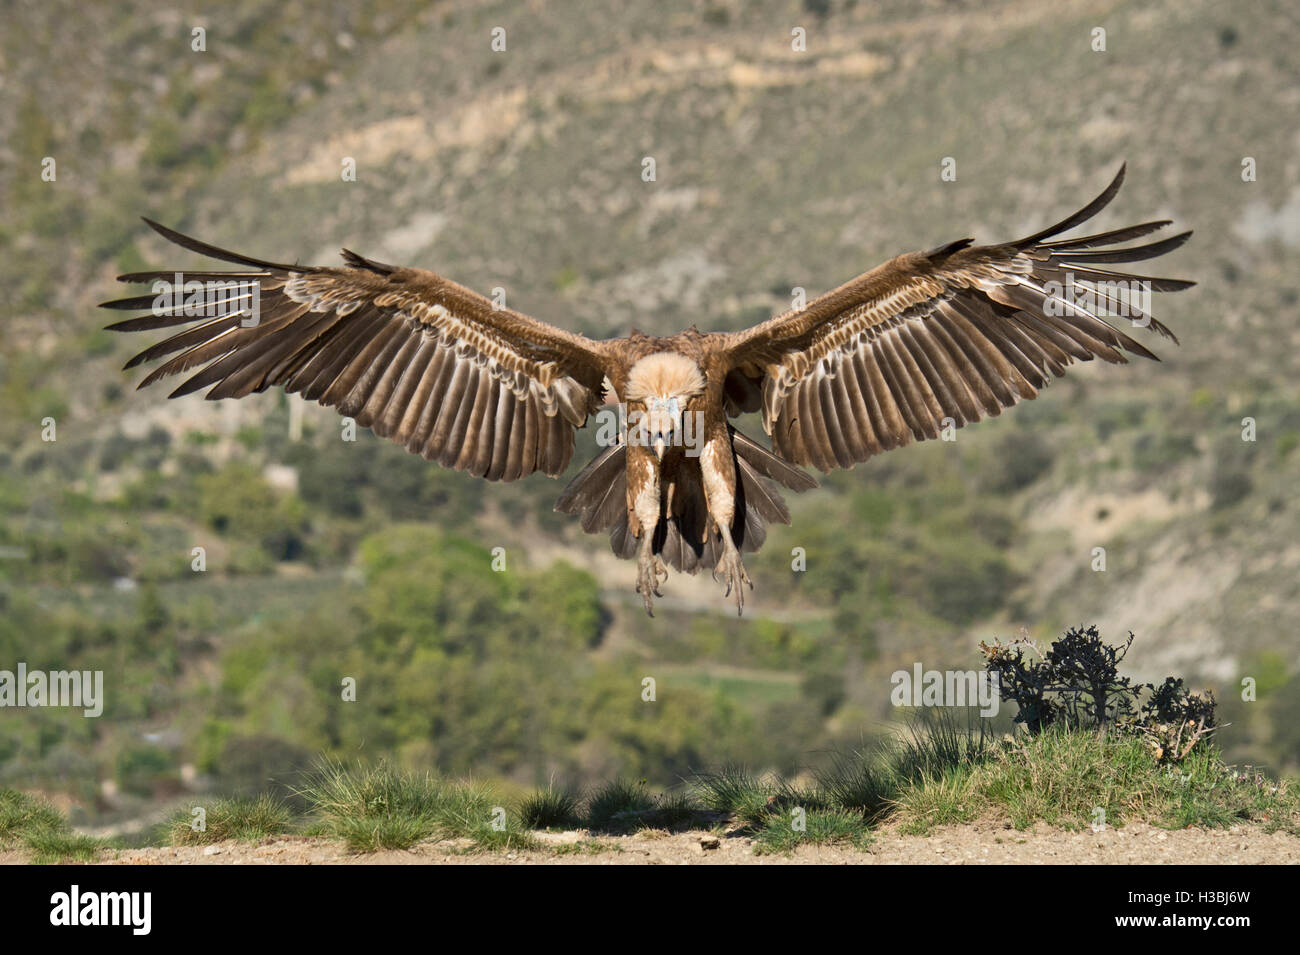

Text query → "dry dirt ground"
[6,822,1299,865]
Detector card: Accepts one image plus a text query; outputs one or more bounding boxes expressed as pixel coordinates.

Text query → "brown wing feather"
[721,165,1194,472]
[102,219,611,481]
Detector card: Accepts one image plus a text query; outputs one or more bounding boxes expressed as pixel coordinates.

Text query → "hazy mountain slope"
[2,0,1298,809]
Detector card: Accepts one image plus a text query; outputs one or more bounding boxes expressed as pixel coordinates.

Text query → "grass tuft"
[691,765,775,826]
[584,778,655,831]
[167,794,294,845]
[0,788,65,842]
[24,828,105,864]
[297,760,536,852]
[583,779,707,833]
[753,809,872,855]
[520,786,582,829]
[0,788,106,863]
[818,710,991,820]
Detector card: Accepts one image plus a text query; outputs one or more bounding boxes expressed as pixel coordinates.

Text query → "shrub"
[980,626,1218,761]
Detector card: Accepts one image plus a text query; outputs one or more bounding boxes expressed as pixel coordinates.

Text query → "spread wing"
[719,165,1194,472]
[102,220,611,481]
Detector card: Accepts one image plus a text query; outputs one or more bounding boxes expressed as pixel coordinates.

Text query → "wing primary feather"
[875,335,930,440]
[902,321,979,423]
[884,331,945,434]
[1013,164,1126,247]
[797,379,832,471]
[1040,220,1172,250]
[1050,231,1192,263]
[520,392,541,474]
[485,382,515,481]
[816,370,856,467]
[291,308,386,399]
[139,218,298,271]
[856,348,907,450]
[122,311,254,369]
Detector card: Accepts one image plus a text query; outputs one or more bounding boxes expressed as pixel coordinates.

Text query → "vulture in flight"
[102,165,1192,616]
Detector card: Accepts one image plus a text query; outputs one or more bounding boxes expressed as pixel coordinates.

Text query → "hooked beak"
[647,396,680,461]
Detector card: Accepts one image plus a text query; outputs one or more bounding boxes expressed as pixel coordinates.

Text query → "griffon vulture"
[101,165,1192,615]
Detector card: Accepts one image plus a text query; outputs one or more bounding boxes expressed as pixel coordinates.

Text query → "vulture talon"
[716,548,751,616]
[636,554,664,616]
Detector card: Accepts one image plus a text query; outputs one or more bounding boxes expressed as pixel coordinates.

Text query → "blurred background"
[1,0,1297,835]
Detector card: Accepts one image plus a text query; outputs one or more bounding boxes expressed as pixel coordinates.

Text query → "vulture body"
[102,166,1193,615]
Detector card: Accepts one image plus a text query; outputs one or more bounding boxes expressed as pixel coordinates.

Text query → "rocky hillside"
[2,0,1297,820]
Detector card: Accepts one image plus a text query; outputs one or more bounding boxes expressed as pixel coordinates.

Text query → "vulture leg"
[627,445,668,615]
[701,432,752,615]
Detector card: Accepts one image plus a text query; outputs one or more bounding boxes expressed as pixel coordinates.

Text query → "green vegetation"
[4,715,1296,861]
[696,726,1298,855]
[892,729,1295,835]
[519,786,582,830]
[296,761,536,852]
[166,795,293,845]
[683,629,1299,851]
[0,789,105,863]
[815,711,993,822]
[22,828,105,865]
[754,810,873,855]
[584,778,656,831]
[0,788,65,842]
[2,0,1298,840]
[583,779,699,833]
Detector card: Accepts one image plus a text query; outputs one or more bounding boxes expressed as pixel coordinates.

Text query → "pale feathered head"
[625,352,706,403]
[625,353,706,460]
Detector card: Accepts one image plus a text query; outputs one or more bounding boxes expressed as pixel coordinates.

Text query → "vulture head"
[625,352,707,459]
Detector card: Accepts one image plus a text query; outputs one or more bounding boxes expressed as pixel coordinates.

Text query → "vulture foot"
[636,553,668,616]
[714,547,752,616]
